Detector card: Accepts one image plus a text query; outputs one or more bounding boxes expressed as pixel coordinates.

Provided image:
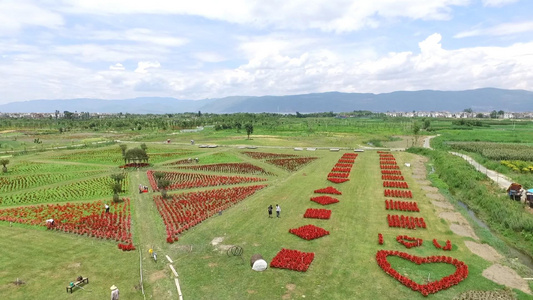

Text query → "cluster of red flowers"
[387,214,426,229]
[147,170,267,191]
[177,162,273,175]
[376,250,468,296]
[381,165,400,169]
[314,186,342,195]
[379,156,396,161]
[331,167,351,172]
[382,175,405,181]
[270,248,315,272]
[380,161,398,165]
[327,178,349,183]
[383,181,409,189]
[303,208,331,219]
[0,199,134,250]
[119,163,150,168]
[396,235,423,248]
[241,151,317,172]
[378,233,384,245]
[433,239,452,251]
[384,189,413,198]
[381,170,402,175]
[310,195,339,205]
[335,163,352,168]
[289,224,330,240]
[118,243,136,251]
[328,172,349,178]
[385,200,420,212]
[153,185,267,243]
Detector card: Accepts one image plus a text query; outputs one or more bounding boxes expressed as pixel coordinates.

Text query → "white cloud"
[0,1,63,35]
[109,63,125,70]
[481,0,519,7]
[455,21,533,38]
[193,52,226,63]
[134,61,161,73]
[62,0,470,32]
[88,28,188,47]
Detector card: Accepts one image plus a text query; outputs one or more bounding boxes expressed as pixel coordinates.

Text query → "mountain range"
[1,88,532,114]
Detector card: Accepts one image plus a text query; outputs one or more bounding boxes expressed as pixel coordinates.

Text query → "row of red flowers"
[381,165,400,169]
[153,185,267,243]
[303,208,331,219]
[385,200,419,212]
[242,151,318,171]
[384,189,413,198]
[147,170,267,191]
[376,250,468,296]
[289,224,330,240]
[378,233,384,245]
[119,163,150,168]
[433,239,452,251]
[328,172,349,178]
[270,248,315,272]
[310,195,339,205]
[379,157,396,161]
[383,181,409,189]
[380,161,398,165]
[381,170,402,175]
[331,167,351,173]
[327,178,349,183]
[382,175,405,181]
[387,214,426,229]
[396,235,423,248]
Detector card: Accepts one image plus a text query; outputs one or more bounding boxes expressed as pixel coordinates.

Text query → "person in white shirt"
[110,285,119,300]
[276,205,281,218]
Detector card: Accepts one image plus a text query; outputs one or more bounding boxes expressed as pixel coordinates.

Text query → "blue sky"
[0,0,532,104]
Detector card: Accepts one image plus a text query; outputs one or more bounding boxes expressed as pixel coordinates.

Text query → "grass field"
[1,125,532,299]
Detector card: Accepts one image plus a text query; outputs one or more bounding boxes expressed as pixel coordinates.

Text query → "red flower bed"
[0,199,134,249]
[338,159,355,164]
[378,233,384,245]
[384,189,413,198]
[303,208,331,219]
[328,172,349,178]
[383,181,409,189]
[381,165,400,169]
[433,239,452,251]
[387,214,426,229]
[327,177,349,183]
[335,163,352,168]
[314,186,342,195]
[385,200,420,212]
[147,170,267,191]
[331,167,351,172]
[119,163,150,168]
[382,175,405,181]
[396,235,423,248]
[242,151,297,159]
[153,185,267,243]
[342,153,358,158]
[379,157,396,161]
[177,162,273,175]
[376,250,468,296]
[270,248,315,272]
[289,224,329,240]
[381,170,402,175]
[266,157,318,171]
[310,195,339,205]
[380,161,398,165]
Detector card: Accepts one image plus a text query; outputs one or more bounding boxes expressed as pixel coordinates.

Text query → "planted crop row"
[242,151,297,159]
[449,142,533,161]
[501,160,533,173]
[9,161,106,174]
[0,175,129,206]
[0,170,106,193]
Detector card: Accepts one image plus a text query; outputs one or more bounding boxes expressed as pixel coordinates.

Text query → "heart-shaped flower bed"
[396,235,423,248]
[310,195,339,205]
[270,248,315,272]
[376,250,468,296]
[289,224,329,240]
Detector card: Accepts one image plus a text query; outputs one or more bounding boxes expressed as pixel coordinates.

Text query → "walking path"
[422,136,513,190]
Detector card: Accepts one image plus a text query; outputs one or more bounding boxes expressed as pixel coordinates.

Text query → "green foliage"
[448,142,533,161]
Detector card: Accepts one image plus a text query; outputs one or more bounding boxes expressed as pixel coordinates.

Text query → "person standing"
[110,285,120,300]
[268,205,273,218]
[276,204,281,218]
[105,204,110,213]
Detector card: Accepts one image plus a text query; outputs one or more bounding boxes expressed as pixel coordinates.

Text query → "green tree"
[124,148,148,165]
[422,119,431,130]
[476,113,484,118]
[140,143,148,152]
[412,122,421,147]
[110,173,125,184]
[234,122,242,132]
[490,110,498,119]
[0,159,9,173]
[463,108,473,113]
[111,182,122,202]
[245,123,254,140]
[157,179,171,199]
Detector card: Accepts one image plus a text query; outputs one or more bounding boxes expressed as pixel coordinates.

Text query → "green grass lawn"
[0,139,531,299]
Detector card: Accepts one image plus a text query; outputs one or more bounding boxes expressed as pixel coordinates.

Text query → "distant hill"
[1,88,532,114]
